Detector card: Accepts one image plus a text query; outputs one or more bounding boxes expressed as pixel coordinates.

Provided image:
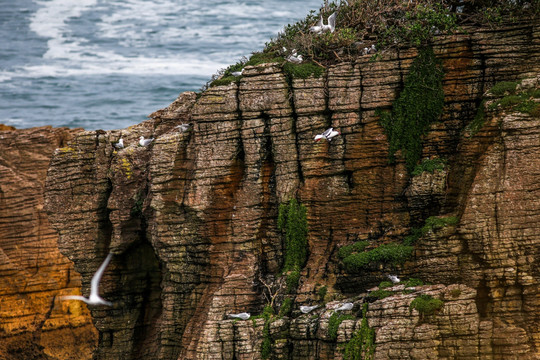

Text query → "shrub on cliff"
[410,294,444,317]
[343,304,375,360]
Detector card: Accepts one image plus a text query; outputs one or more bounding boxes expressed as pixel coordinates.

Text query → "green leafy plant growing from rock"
[318,285,328,302]
[404,215,458,246]
[410,294,444,318]
[343,304,375,360]
[278,199,308,292]
[411,158,446,176]
[340,242,414,273]
[328,312,355,341]
[377,46,445,173]
[260,305,275,359]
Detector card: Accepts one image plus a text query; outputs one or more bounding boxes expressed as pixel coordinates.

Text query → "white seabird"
[387,274,400,284]
[300,305,319,314]
[139,136,154,147]
[310,12,337,34]
[61,253,113,306]
[314,127,340,142]
[231,70,243,77]
[335,302,353,311]
[113,137,124,149]
[175,123,192,133]
[227,312,251,320]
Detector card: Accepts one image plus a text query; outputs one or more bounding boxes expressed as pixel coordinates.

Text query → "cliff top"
[207,0,539,88]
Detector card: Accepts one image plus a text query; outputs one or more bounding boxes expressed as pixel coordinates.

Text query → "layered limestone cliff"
[44,21,540,359]
[0,126,97,360]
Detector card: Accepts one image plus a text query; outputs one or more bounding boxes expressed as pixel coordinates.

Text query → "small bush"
[410,294,444,316]
[412,158,446,176]
[338,241,369,259]
[286,270,301,293]
[283,62,324,79]
[342,243,414,272]
[278,199,308,273]
[489,81,518,96]
[404,278,424,288]
[369,289,393,300]
[210,76,237,87]
[328,312,355,341]
[449,288,462,298]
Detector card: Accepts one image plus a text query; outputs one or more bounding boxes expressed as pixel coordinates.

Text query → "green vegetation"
[378,46,445,172]
[410,294,444,316]
[378,281,393,289]
[283,61,324,79]
[338,241,369,259]
[278,199,308,291]
[404,215,458,246]
[341,242,414,273]
[411,158,446,176]
[343,304,375,360]
[467,100,487,136]
[404,278,424,288]
[489,81,518,96]
[318,285,328,302]
[279,298,292,317]
[368,288,393,300]
[328,312,355,341]
[450,288,462,298]
[260,305,274,359]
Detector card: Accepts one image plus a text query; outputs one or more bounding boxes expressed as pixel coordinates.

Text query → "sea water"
[0,0,321,130]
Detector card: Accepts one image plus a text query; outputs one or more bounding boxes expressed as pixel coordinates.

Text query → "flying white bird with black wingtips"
[314,127,340,142]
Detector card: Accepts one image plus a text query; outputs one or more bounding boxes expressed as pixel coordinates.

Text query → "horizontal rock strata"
[44,22,540,359]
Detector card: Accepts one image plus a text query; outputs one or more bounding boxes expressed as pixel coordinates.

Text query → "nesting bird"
[300,305,319,314]
[335,302,353,312]
[113,137,124,149]
[139,136,154,147]
[387,274,400,284]
[227,312,251,320]
[175,123,192,133]
[286,50,303,64]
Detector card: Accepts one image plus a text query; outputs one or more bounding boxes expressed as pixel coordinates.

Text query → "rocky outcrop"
[44,21,540,359]
[0,126,96,360]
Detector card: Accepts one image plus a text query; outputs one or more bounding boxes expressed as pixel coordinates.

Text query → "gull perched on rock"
[287,50,303,64]
[335,302,353,312]
[300,305,319,314]
[314,127,340,142]
[61,253,113,306]
[227,312,251,320]
[387,274,400,284]
[113,137,124,149]
[175,123,192,133]
[231,70,243,77]
[139,136,154,147]
[310,12,337,34]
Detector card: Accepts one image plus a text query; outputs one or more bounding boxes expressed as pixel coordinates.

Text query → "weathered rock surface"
[0,126,97,360]
[43,22,540,359]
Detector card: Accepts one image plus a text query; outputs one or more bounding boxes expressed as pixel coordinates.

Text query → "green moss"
[411,158,446,176]
[369,288,393,300]
[245,52,284,66]
[410,295,444,316]
[489,81,518,96]
[343,304,375,360]
[467,101,486,136]
[209,76,238,87]
[318,285,328,302]
[450,289,462,298]
[260,305,274,359]
[378,46,445,172]
[423,215,458,233]
[378,281,393,289]
[283,62,324,79]
[328,313,355,341]
[286,269,301,293]
[342,243,414,273]
[278,199,308,274]
[279,298,292,317]
[404,278,424,288]
[338,241,369,259]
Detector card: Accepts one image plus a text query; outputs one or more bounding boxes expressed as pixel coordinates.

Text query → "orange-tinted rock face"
[0,126,97,359]
[44,23,540,359]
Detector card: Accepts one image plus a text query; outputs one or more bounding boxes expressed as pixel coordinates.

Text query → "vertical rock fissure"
[284,71,304,185]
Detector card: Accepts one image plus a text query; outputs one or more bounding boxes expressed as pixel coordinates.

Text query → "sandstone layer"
[44,22,540,359]
[0,126,96,360]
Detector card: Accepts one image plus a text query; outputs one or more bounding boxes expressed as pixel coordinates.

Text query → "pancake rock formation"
[44,21,540,359]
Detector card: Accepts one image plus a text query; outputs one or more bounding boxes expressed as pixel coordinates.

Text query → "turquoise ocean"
[0,0,321,130]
